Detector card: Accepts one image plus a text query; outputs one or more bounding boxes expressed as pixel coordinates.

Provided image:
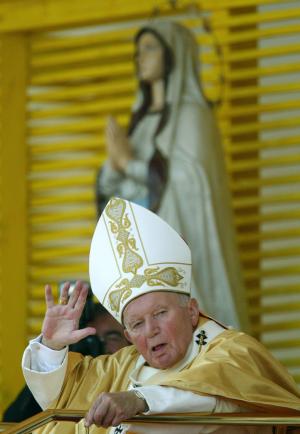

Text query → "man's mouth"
[152,343,167,353]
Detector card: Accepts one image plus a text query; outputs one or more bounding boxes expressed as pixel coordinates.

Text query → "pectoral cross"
[196,330,207,347]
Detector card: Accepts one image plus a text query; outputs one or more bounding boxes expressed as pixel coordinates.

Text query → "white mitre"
[89,197,192,323]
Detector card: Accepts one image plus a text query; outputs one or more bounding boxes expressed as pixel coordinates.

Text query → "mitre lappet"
[89,197,192,323]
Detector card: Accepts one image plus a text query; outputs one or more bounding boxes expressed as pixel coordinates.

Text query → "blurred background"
[0,0,300,418]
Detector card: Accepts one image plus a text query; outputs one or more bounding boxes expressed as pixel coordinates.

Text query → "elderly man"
[23,198,300,434]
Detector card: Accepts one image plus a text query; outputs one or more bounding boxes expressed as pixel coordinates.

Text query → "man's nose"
[144,317,159,338]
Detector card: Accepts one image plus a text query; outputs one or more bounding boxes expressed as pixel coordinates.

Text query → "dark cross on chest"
[196,330,208,346]
[114,426,123,433]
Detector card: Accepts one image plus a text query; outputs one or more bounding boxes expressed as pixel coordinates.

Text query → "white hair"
[176,293,190,307]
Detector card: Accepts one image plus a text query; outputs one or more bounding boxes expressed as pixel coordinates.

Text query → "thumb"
[70,327,96,344]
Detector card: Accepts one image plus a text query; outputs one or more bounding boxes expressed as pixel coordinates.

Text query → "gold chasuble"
[33,327,300,433]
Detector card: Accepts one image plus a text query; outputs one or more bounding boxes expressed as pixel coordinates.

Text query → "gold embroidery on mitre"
[106,198,143,275]
[105,198,184,313]
[109,276,146,312]
[108,267,183,313]
[144,266,183,287]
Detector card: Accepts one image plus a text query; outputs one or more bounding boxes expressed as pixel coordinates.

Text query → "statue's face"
[136,32,165,83]
[123,291,199,369]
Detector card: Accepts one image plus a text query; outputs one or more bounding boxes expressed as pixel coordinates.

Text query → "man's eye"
[156,310,167,317]
[132,321,143,329]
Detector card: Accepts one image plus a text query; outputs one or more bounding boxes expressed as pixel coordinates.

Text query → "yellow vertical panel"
[0,34,28,414]
[0,37,3,416]
[227,5,260,334]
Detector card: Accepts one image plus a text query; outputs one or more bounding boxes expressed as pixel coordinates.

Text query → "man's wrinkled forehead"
[122,290,182,324]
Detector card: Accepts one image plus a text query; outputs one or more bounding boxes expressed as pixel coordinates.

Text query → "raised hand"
[41,281,96,350]
[105,115,132,171]
[84,390,147,429]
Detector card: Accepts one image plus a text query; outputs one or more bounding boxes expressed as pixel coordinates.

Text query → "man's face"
[123,292,199,369]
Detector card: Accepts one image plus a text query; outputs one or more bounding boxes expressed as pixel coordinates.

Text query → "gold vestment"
[33,327,300,433]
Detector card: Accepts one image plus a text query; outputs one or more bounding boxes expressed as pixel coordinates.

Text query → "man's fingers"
[85,394,103,427]
[71,327,96,343]
[92,397,115,428]
[73,284,89,314]
[84,411,93,428]
[68,280,83,308]
[59,281,70,304]
[45,284,55,308]
[100,406,115,428]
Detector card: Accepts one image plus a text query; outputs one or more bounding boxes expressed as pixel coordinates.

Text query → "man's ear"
[124,329,133,344]
[188,297,199,328]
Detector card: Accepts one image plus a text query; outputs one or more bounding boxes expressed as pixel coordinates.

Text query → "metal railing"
[1,409,300,433]
[0,423,15,433]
